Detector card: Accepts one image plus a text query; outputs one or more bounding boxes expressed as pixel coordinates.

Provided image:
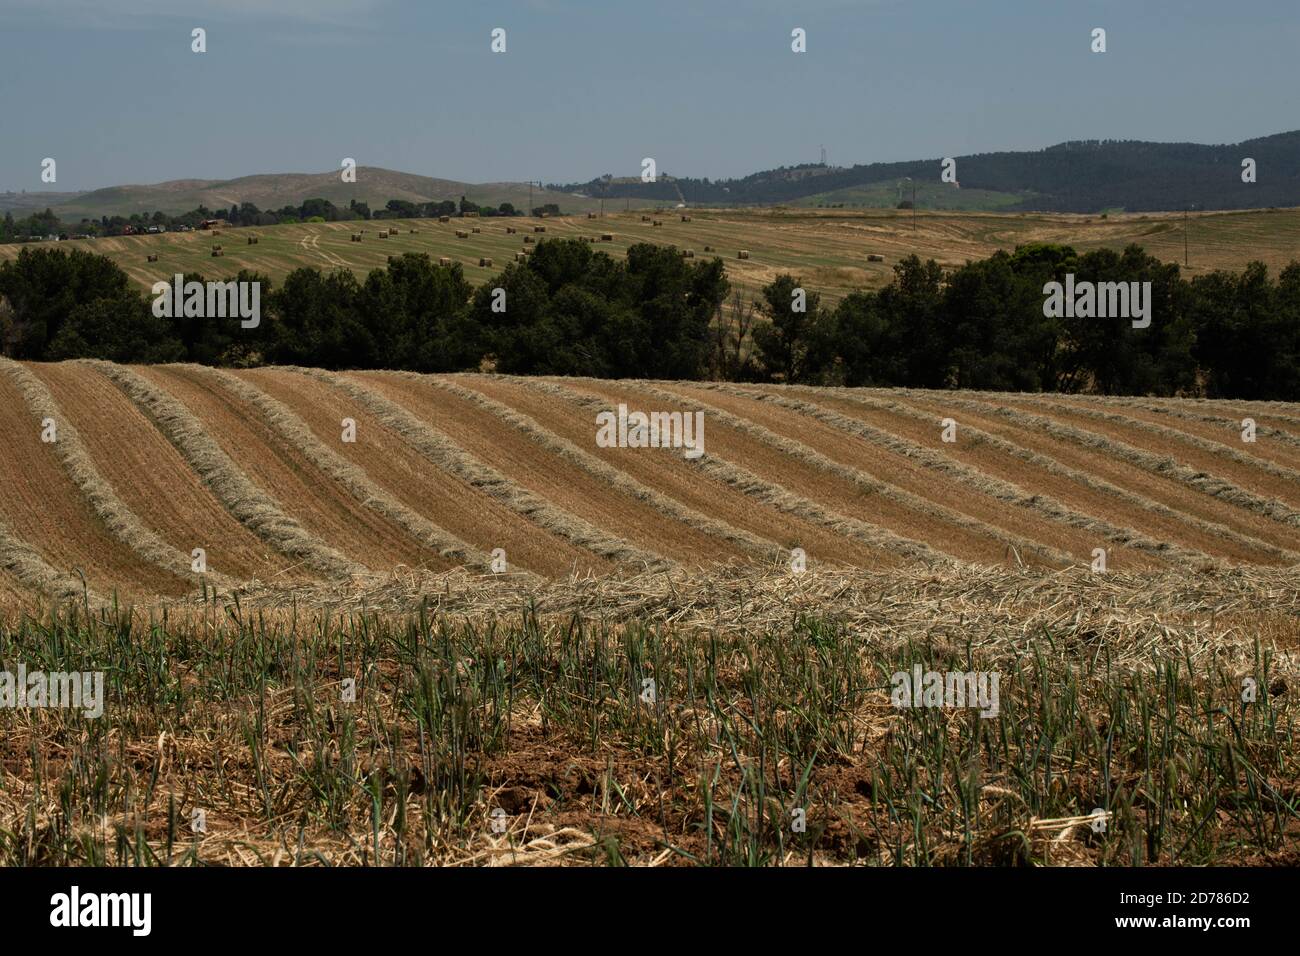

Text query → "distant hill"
[20,168,600,220]
[0,190,87,214]
[11,130,1300,222]
[553,131,1300,213]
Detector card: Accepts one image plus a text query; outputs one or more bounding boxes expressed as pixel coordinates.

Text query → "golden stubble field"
[1,360,1297,866]
[7,205,1300,303]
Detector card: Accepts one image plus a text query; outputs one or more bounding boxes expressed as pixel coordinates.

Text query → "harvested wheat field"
[2,362,1298,868]
[0,361,1298,606]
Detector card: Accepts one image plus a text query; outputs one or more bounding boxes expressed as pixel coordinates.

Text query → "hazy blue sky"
[3,0,1297,192]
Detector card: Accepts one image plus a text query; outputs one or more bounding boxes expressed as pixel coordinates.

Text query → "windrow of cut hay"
[999,393,1300,510]
[618,378,1070,569]
[692,382,1153,570]
[569,378,995,568]
[944,392,1300,530]
[301,368,665,572]
[470,375,903,570]
[786,384,1228,568]
[421,373,776,564]
[0,516,102,605]
[369,372,758,566]
[238,369,592,578]
[881,389,1300,565]
[0,360,233,589]
[523,376,937,568]
[139,365,437,573]
[359,373,719,571]
[34,360,310,583]
[0,369,189,599]
[197,366,490,575]
[90,361,365,580]
[1046,394,1300,470]
[892,389,1300,557]
[1177,400,1300,433]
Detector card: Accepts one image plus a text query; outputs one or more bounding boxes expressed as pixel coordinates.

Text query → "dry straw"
[88,361,365,580]
[196,366,496,574]
[441,373,781,560]
[926,391,1300,529]
[711,380,1187,564]
[289,368,672,571]
[1012,392,1300,488]
[819,385,1299,565]
[1,358,233,588]
[0,516,100,604]
[623,379,1073,566]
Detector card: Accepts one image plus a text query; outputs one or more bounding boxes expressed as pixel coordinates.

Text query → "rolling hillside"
[557,130,1300,212]
[7,205,1300,304]
[21,167,600,220]
[1,359,1297,606]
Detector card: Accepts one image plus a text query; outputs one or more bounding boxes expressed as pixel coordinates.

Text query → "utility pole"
[1184,205,1192,268]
